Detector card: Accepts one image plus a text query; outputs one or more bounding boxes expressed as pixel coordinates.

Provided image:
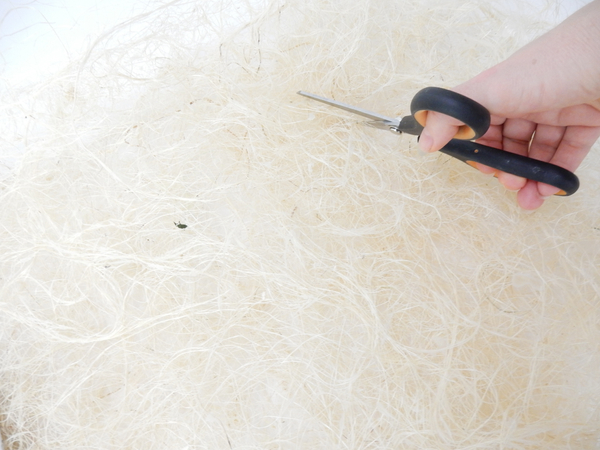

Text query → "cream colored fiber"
[0,0,599,448]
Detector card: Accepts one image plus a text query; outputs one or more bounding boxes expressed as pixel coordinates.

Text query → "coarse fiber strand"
[0,0,599,448]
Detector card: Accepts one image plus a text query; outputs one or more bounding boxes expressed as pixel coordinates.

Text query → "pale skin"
[419,0,600,210]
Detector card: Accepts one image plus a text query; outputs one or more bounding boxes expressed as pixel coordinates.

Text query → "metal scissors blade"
[297,91,401,133]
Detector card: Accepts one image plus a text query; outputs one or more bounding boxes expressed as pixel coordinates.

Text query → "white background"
[1,0,153,85]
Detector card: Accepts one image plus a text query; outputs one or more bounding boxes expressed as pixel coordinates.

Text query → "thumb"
[418,110,465,153]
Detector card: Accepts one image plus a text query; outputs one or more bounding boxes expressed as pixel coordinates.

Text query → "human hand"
[420,86,600,209]
[418,0,600,210]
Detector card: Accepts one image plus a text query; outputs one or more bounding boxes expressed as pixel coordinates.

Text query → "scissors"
[297,87,579,196]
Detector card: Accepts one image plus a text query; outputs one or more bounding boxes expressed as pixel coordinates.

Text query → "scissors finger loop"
[411,87,490,140]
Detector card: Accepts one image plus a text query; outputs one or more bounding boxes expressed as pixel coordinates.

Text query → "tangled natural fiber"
[1,0,599,448]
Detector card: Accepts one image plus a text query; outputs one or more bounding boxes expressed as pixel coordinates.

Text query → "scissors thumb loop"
[411,87,491,140]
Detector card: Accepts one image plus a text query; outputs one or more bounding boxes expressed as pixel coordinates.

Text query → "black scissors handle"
[408,87,580,196]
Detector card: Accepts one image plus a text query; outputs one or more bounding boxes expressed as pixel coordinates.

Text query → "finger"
[528,124,565,162]
[523,124,564,197]
[537,125,600,197]
[524,103,600,128]
[418,111,464,153]
[495,118,536,191]
[472,120,532,183]
[473,127,503,176]
[547,125,600,171]
[475,122,504,147]
[517,179,546,210]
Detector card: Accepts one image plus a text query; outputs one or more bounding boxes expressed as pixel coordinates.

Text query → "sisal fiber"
[1,0,599,448]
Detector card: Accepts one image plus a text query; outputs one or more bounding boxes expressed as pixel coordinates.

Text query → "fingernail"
[418,131,433,153]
